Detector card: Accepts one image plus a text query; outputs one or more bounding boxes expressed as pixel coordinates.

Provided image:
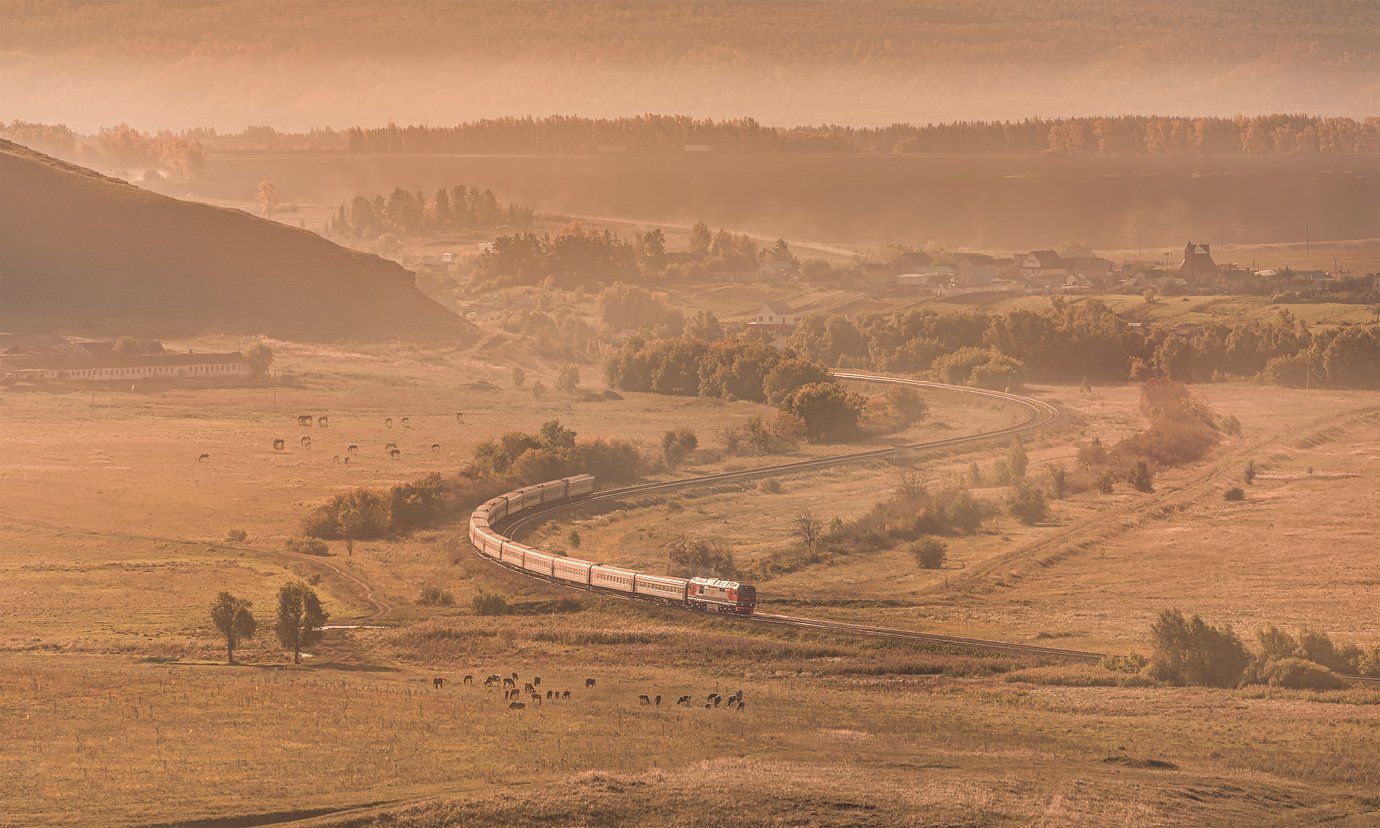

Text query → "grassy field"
[3,337,1379,825]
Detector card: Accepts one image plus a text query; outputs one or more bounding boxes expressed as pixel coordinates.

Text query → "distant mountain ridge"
[0,139,469,342]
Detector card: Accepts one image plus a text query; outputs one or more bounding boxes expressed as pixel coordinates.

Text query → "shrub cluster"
[663,536,739,579]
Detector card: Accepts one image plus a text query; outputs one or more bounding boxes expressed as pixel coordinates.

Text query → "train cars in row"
[468,474,757,615]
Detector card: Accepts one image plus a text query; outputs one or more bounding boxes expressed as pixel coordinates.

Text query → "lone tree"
[1047,463,1068,499]
[511,365,527,389]
[1244,459,1257,485]
[275,581,328,664]
[555,364,580,394]
[1008,480,1049,525]
[1006,437,1029,479]
[210,592,257,665]
[1127,460,1155,492]
[792,504,824,550]
[240,341,274,375]
[256,179,280,217]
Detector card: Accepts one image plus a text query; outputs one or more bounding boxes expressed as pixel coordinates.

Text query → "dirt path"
[932,402,1380,598]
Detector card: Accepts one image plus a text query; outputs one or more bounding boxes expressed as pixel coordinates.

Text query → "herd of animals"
[194,412,462,464]
[428,672,747,712]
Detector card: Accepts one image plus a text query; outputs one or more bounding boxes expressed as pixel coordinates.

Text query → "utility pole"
[1219,225,1224,252]
[1137,231,1142,261]
[1305,223,1311,254]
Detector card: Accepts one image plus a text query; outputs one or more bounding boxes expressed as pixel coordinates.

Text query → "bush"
[1149,609,1250,687]
[1007,480,1049,525]
[1126,461,1154,493]
[909,538,947,569]
[758,478,782,494]
[722,412,804,456]
[660,428,698,468]
[302,487,391,540]
[419,585,455,606]
[1223,487,1245,501]
[663,536,738,579]
[225,528,247,542]
[1100,653,1150,674]
[471,592,511,616]
[283,537,329,556]
[1261,658,1348,690]
[555,363,580,393]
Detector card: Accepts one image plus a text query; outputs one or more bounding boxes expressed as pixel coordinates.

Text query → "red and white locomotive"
[469,474,758,615]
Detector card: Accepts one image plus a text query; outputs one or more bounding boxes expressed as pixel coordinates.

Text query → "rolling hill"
[0,140,468,342]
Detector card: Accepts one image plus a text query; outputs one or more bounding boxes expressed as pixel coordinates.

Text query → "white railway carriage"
[590,565,637,594]
[634,573,689,603]
[500,540,531,567]
[552,555,595,585]
[522,547,556,577]
[565,474,596,498]
[537,479,567,504]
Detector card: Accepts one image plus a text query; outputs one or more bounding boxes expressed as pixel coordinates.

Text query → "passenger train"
[468,474,758,614]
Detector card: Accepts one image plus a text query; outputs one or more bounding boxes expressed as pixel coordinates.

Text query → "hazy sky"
[3,0,1377,132]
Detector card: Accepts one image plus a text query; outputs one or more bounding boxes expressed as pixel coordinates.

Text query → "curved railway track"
[479,372,1379,680]
[487,372,1102,663]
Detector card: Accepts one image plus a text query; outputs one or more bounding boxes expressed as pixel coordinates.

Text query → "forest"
[789,304,1380,390]
[325,185,535,243]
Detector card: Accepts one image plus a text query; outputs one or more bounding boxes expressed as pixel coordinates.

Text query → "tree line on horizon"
[6,115,1375,169]
[325,185,535,243]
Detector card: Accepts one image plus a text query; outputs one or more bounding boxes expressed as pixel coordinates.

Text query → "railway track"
[487,372,1098,663]
[482,373,1380,683]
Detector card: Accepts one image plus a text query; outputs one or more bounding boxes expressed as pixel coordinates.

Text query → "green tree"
[688,222,713,258]
[567,529,582,549]
[1127,460,1155,492]
[1008,480,1048,525]
[1149,609,1250,688]
[1007,437,1029,479]
[1047,463,1067,499]
[779,382,864,442]
[240,341,274,375]
[660,428,698,468]
[1244,459,1257,485]
[210,592,257,665]
[275,581,327,664]
[685,309,723,341]
[555,364,580,394]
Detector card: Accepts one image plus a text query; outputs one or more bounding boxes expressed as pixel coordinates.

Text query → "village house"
[896,265,956,289]
[749,301,801,331]
[1177,242,1219,283]
[1019,250,1069,281]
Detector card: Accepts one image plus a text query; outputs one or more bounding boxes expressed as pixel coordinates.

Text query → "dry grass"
[4,342,1379,825]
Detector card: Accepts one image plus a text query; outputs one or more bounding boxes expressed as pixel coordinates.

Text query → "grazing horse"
[508,702,525,710]
[431,443,440,453]
[384,442,398,451]
[655,694,662,706]
[546,690,554,700]
[317,416,328,428]
[272,439,285,451]
[533,676,541,686]
[343,456,351,465]
[463,675,474,685]
[400,417,411,428]
[502,677,515,689]
[347,444,359,454]
[385,418,393,428]
[585,678,596,688]
[676,695,691,706]
[388,448,400,459]
[530,694,542,706]
[297,415,312,427]
[455,412,464,422]
[523,682,534,694]
[638,694,650,705]
[332,455,340,463]
[561,690,571,700]
[432,677,446,690]
[300,436,312,448]
[736,701,745,711]
[197,453,211,463]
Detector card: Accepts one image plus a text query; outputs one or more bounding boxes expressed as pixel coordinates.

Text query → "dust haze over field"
[3,0,1378,131]
[3,2,1380,826]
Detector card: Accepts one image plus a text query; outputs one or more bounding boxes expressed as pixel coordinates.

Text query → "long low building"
[0,351,252,382]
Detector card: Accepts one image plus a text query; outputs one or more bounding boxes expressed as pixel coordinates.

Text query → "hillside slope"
[0,140,468,342]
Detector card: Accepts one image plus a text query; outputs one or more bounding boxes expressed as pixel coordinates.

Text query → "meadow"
[2,336,1378,825]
